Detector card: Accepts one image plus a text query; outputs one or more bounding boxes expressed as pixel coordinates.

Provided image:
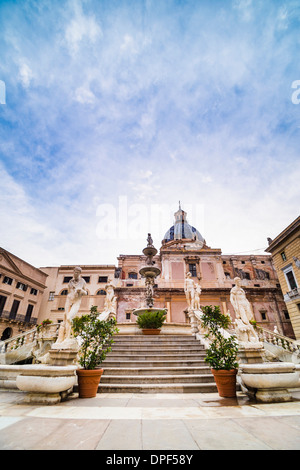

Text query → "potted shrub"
[72,306,119,398]
[201,305,239,397]
[136,309,167,335]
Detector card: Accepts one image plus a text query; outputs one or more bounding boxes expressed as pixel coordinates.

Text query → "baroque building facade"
[266,215,300,339]
[38,206,294,338]
[0,248,48,341]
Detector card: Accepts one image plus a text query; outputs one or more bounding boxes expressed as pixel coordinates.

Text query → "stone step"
[101,374,215,384]
[114,335,195,341]
[102,366,212,376]
[97,383,218,393]
[111,344,205,351]
[97,333,217,393]
[106,353,206,361]
[113,337,198,346]
[101,359,207,367]
[112,341,201,349]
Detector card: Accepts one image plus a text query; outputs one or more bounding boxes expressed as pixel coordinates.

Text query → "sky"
[0,0,299,267]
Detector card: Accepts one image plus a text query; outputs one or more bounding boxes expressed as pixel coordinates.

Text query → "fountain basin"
[16,365,77,404]
[139,266,161,278]
[240,362,300,403]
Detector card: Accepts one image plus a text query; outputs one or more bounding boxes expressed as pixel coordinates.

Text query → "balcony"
[0,309,37,325]
[286,287,300,300]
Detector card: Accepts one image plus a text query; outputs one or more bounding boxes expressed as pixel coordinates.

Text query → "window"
[30,287,38,295]
[63,276,72,283]
[97,289,106,295]
[188,263,197,277]
[16,282,28,291]
[283,310,290,320]
[58,307,65,311]
[126,283,133,287]
[49,291,55,301]
[260,310,267,321]
[25,304,34,322]
[0,295,7,314]
[60,289,68,296]
[128,272,137,279]
[241,261,245,264]
[98,276,108,283]
[286,271,297,290]
[3,276,13,285]
[281,252,287,261]
[254,284,260,287]
[283,265,298,291]
[126,312,131,320]
[82,276,90,283]
[10,300,20,320]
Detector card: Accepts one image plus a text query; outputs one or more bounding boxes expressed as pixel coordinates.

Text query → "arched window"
[1,327,13,341]
[96,289,106,295]
[60,289,68,295]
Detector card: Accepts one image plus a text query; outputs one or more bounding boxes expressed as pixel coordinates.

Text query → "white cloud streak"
[0,0,299,266]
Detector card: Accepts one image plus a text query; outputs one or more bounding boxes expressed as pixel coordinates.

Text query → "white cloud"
[1,0,300,267]
[74,86,96,104]
[18,63,33,88]
[65,2,102,55]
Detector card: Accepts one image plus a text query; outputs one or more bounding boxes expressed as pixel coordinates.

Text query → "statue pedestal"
[187,308,202,335]
[50,338,79,366]
[238,347,265,364]
[49,349,78,366]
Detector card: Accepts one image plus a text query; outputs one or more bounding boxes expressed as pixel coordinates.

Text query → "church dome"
[162,204,205,244]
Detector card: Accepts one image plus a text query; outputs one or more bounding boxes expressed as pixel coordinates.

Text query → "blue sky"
[0,0,299,267]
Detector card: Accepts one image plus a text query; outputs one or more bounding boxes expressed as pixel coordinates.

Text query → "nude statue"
[230,277,261,347]
[184,272,195,309]
[56,267,88,344]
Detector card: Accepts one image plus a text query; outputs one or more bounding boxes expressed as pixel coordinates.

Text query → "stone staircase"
[98,334,217,393]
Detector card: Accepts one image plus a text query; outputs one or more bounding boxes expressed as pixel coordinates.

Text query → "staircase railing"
[257,326,300,355]
[0,323,60,354]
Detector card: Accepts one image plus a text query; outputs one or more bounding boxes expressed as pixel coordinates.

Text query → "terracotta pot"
[76,368,103,398]
[211,369,237,398]
[142,329,161,335]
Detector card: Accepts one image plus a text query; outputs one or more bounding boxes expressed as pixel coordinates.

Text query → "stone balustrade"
[0,323,60,360]
[257,326,300,355]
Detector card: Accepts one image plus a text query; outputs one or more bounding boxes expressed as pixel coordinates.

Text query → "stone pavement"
[0,389,300,452]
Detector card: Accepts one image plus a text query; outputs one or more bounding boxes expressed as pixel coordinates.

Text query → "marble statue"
[193,284,202,311]
[184,272,203,334]
[104,280,117,314]
[98,280,117,321]
[230,277,262,348]
[184,272,195,309]
[55,267,88,346]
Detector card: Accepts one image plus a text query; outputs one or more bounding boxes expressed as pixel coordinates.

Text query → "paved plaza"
[0,389,300,451]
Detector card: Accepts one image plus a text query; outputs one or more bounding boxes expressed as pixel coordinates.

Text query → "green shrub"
[72,306,119,370]
[136,309,167,329]
[201,305,239,370]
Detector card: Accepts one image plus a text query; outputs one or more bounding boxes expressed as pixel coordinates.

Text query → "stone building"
[0,248,48,341]
[38,264,117,324]
[38,206,294,339]
[266,215,300,339]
